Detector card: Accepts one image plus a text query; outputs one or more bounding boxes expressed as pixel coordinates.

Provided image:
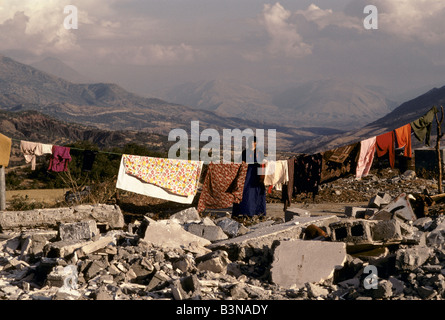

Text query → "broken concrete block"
[143,219,211,249]
[379,193,417,223]
[306,283,329,298]
[59,220,99,241]
[20,231,57,259]
[186,224,228,242]
[372,220,403,242]
[329,219,377,244]
[77,235,116,257]
[146,270,170,292]
[47,265,78,289]
[369,279,393,299]
[216,217,248,238]
[368,193,391,209]
[344,207,367,218]
[426,220,445,246]
[0,204,124,231]
[285,208,310,222]
[170,207,201,224]
[270,239,347,289]
[196,250,230,274]
[209,216,339,261]
[395,245,433,271]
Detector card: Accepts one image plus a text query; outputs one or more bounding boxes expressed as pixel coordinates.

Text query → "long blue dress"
[232,149,266,217]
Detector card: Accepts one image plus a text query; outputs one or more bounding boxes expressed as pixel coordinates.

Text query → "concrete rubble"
[1,180,445,300]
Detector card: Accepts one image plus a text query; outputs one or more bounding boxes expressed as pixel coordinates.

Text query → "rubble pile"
[1,173,445,300]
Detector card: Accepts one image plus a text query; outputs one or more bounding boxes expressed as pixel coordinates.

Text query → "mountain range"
[153,78,397,129]
[1,54,444,155]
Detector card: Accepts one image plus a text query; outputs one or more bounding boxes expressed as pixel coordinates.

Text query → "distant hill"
[0,54,345,152]
[30,57,92,84]
[157,79,397,130]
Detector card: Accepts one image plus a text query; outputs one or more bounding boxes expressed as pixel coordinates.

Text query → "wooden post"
[0,165,5,211]
[435,106,444,194]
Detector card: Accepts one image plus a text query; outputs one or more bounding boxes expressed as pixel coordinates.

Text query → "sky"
[1,0,445,99]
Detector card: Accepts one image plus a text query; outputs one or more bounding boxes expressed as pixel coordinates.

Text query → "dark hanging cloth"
[410,106,439,147]
[232,148,266,217]
[82,150,98,172]
[294,153,323,199]
[281,156,295,210]
[321,143,360,184]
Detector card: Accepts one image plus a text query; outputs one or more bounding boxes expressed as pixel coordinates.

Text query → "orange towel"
[376,131,395,169]
[395,124,412,158]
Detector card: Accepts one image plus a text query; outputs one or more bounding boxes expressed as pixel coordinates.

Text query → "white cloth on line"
[263,160,288,191]
[116,156,202,204]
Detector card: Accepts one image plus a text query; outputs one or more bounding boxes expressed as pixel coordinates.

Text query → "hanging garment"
[410,106,439,147]
[376,131,395,169]
[20,141,53,170]
[123,155,203,197]
[197,162,248,214]
[281,157,295,210]
[356,137,377,179]
[116,156,200,204]
[263,160,289,191]
[48,145,72,172]
[395,123,412,158]
[0,133,12,167]
[321,143,360,183]
[294,153,323,198]
[82,150,98,172]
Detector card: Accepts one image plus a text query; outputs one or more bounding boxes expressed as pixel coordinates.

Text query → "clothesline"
[9,137,124,157]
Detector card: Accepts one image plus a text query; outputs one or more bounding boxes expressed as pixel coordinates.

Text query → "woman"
[232,136,266,218]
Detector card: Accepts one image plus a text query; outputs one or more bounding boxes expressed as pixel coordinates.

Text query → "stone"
[216,218,246,238]
[388,276,405,296]
[417,285,437,299]
[196,250,230,273]
[146,271,170,292]
[306,283,329,298]
[170,207,201,224]
[186,224,228,242]
[380,193,417,223]
[372,220,403,242]
[270,239,347,289]
[143,218,211,249]
[395,245,433,272]
[368,193,391,209]
[58,220,99,241]
[426,220,445,246]
[369,280,393,299]
[413,217,433,231]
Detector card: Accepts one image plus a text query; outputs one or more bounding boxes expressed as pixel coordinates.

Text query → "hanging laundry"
[82,150,98,172]
[263,160,289,191]
[0,133,12,167]
[294,153,323,199]
[116,156,201,204]
[395,123,412,158]
[410,106,439,147]
[20,141,53,170]
[123,154,202,197]
[281,157,295,210]
[48,145,72,172]
[356,136,377,179]
[321,143,360,183]
[376,131,395,169]
[197,162,248,214]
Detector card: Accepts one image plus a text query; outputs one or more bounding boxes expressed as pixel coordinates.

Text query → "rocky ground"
[1,167,445,302]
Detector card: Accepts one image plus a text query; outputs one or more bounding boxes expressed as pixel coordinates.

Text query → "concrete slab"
[270,239,347,289]
[208,215,339,260]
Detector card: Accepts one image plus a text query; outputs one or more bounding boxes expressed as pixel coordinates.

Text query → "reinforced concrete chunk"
[59,220,99,241]
[270,239,347,289]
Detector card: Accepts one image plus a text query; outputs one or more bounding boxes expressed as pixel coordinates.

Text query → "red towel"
[395,123,412,158]
[376,131,395,169]
[48,145,72,172]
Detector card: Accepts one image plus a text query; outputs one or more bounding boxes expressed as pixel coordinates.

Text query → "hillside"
[0,54,346,152]
[293,85,445,154]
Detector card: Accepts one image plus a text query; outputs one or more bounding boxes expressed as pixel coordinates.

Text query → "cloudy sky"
[1,0,445,99]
